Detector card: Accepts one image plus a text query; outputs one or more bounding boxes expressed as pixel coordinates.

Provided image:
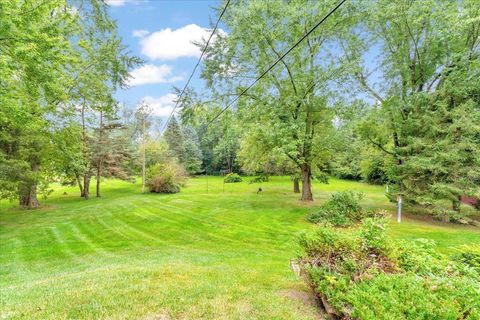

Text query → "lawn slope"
[1,176,479,319]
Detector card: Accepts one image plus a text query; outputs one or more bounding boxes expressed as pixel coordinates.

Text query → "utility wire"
[206,0,347,127]
[161,0,231,134]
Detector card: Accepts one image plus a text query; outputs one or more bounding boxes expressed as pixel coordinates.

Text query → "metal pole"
[397,195,402,223]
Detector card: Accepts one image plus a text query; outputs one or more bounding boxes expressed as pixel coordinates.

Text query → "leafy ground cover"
[1,176,479,319]
[299,218,480,319]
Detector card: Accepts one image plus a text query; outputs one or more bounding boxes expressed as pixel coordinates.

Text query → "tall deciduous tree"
[202,0,347,200]
[0,0,77,207]
[0,0,139,207]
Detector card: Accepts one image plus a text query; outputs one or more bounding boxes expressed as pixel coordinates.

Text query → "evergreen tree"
[344,0,480,210]
[182,126,203,174]
[398,59,480,213]
[164,116,186,163]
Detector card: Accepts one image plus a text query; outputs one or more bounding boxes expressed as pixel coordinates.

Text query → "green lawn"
[1,176,479,319]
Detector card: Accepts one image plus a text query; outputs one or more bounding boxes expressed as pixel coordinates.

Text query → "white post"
[397,195,402,223]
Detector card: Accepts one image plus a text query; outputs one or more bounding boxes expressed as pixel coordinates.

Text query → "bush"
[249,174,269,184]
[360,155,388,185]
[297,218,480,319]
[453,245,480,274]
[306,191,370,226]
[146,162,186,194]
[224,173,242,183]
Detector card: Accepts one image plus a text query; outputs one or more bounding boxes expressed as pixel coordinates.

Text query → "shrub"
[146,162,186,194]
[360,155,388,185]
[306,191,368,226]
[249,174,269,184]
[297,218,480,319]
[224,173,242,183]
[453,245,480,274]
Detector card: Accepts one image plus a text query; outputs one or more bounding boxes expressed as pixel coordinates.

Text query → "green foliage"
[306,191,367,226]
[359,217,390,253]
[182,126,203,174]
[201,0,347,200]
[299,218,480,319]
[249,174,269,184]
[347,0,480,212]
[164,117,203,175]
[453,246,480,274]
[224,173,242,183]
[0,0,139,206]
[359,154,389,185]
[146,162,186,194]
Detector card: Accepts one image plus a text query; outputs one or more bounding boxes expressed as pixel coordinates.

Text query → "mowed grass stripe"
[1,176,478,320]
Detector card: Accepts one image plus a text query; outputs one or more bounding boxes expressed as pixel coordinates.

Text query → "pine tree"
[399,59,480,214]
[164,116,186,163]
[182,126,203,174]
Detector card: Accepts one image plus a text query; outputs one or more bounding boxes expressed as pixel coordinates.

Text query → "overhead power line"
[206,0,347,127]
[160,0,231,134]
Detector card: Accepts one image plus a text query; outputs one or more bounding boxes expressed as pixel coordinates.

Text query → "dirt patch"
[283,289,327,319]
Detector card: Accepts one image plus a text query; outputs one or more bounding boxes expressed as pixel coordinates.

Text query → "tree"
[202,0,347,200]
[182,126,203,174]
[343,0,480,209]
[91,111,135,198]
[164,116,186,163]
[135,101,152,193]
[164,115,204,175]
[179,95,241,175]
[238,121,300,192]
[0,0,78,207]
[0,0,140,206]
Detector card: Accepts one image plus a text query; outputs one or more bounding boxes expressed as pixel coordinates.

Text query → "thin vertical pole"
[141,115,146,193]
[206,172,209,194]
[397,195,402,223]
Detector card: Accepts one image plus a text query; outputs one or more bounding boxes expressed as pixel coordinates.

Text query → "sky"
[105,0,222,119]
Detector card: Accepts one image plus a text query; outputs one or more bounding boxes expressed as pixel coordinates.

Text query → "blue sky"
[106,0,222,117]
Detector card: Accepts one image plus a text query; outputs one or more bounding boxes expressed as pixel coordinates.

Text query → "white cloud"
[139,24,226,61]
[105,0,126,6]
[132,29,149,38]
[142,94,178,117]
[128,64,183,86]
[105,0,145,7]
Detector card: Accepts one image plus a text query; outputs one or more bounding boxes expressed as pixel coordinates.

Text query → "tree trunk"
[83,174,91,200]
[19,185,39,208]
[81,101,90,200]
[96,110,103,198]
[76,174,84,197]
[300,164,313,201]
[452,196,461,212]
[19,162,40,208]
[96,165,101,198]
[293,177,300,193]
